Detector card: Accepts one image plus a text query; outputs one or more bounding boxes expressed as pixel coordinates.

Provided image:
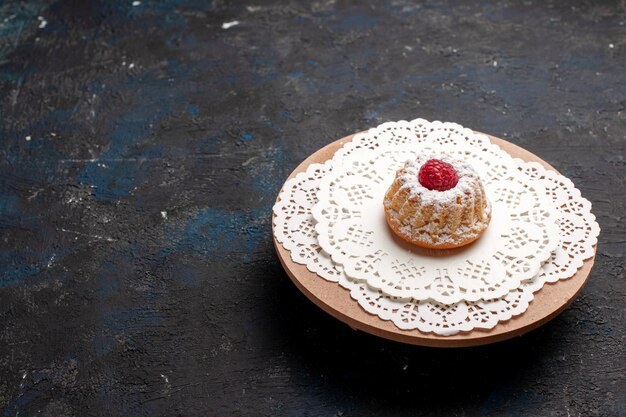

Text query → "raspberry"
[418,159,459,191]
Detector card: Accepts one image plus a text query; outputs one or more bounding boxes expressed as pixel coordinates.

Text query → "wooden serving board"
[272,133,596,347]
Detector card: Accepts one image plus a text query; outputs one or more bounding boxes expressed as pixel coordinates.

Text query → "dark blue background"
[1,0,624,416]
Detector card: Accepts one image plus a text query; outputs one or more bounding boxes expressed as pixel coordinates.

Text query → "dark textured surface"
[1,0,625,416]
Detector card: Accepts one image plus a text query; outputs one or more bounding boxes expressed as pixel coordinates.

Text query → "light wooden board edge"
[272,133,596,348]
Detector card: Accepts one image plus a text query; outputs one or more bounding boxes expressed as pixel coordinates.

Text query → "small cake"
[383,154,491,249]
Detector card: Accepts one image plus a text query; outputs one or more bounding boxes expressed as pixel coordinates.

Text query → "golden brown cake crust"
[384,206,490,249]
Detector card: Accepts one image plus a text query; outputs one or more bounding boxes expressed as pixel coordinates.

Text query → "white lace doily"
[313,144,559,304]
[273,120,600,335]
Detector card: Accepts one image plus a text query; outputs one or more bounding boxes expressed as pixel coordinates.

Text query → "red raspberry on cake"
[418,159,459,191]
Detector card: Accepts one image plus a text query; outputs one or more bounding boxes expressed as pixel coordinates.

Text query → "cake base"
[383,209,490,250]
[272,132,596,348]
